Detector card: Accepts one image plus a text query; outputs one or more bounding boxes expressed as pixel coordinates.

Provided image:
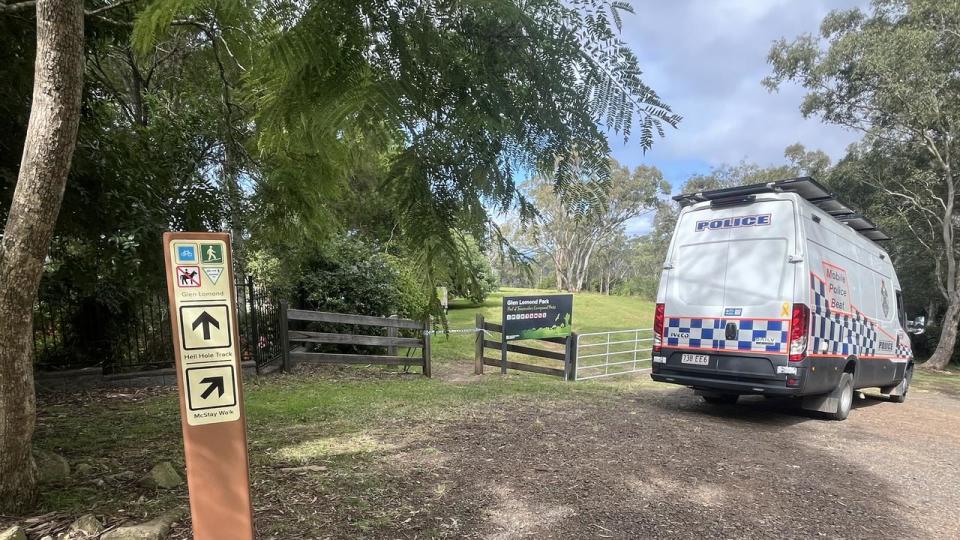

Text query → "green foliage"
[295,237,427,319]
[824,143,941,318]
[765,0,960,136]
[133,0,679,300]
[2,14,235,370]
[5,1,679,369]
[445,234,499,304]
[680,144,831,195]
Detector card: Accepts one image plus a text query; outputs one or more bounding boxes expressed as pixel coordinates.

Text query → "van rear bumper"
[650,349,802,396]
[650,369,800,396]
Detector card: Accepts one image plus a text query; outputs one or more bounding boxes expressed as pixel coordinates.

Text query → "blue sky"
[612,1,866,188]
[610,0,868,234]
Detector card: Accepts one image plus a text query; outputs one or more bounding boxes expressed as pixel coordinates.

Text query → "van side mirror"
[907,316,926,335]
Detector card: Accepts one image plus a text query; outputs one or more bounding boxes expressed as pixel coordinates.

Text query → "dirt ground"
[415,389,960,539]
[214,375,959,539]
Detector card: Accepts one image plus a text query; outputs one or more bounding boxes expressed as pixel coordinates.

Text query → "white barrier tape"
[423,327,483,336]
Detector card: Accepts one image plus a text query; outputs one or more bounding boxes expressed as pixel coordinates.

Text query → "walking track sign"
[163,232,254,540]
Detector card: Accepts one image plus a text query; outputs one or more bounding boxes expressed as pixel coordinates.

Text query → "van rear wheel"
[828,373,854,421]
[702,394,739,405]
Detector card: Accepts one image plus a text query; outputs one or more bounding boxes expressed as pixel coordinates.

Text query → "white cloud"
[613,0,868,170]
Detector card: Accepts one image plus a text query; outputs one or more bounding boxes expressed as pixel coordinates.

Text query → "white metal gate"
[575,328,653,381]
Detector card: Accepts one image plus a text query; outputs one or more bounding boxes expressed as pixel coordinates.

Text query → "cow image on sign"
[163,232,254,540]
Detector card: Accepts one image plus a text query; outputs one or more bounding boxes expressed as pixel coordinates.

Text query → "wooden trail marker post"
[162,232,255,540]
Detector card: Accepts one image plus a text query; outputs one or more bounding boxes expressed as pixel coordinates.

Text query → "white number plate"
[681,353,710,366]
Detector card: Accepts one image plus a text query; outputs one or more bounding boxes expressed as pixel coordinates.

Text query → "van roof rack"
[672,176,892,243]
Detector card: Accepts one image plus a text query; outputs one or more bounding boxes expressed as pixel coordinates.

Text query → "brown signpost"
[162,232,255,540]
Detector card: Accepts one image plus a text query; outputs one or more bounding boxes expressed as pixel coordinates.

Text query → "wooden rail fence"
[473,314,577,381]
[280,303,431,377]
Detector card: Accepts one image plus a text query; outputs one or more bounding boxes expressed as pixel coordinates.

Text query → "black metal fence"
[33,276,283,374]
[235,277,285,370]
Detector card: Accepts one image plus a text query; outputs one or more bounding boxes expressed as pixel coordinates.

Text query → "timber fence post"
[279,299,290,372]
[422,318,432,378]
[475,314,484,375]
[565,332,578,381]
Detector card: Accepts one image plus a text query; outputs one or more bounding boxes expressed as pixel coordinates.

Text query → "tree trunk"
[925,300,938,326]
[0,0,84,513]
[923,296,960,370]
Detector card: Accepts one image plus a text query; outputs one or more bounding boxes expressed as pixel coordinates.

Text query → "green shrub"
[445,234,499,304]
[296,237,427,319]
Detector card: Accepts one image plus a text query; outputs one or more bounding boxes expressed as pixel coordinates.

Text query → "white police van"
[650,177,913,420]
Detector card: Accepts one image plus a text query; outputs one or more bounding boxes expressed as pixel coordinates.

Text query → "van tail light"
[653,303,665,353]
[789,303,810,362]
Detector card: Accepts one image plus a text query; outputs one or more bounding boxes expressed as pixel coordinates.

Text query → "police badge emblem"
[881,280,890,318]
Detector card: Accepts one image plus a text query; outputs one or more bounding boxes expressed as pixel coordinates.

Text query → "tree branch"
[0,0,35,13]
[86,0,137,16]
[2,0,138,16]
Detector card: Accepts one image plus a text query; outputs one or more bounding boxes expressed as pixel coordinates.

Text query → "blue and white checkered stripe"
[810,273,902,358]
[665,317,787,353]
[895,333,912,359]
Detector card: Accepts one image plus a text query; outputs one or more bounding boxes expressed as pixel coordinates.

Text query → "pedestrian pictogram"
[200,243,224,264]
[175,244,198,263]
[203,266,223,284]
[185,364,237,412]
[179,304,231,350]
[177,266,201,287]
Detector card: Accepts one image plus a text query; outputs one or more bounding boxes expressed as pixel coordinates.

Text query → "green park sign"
[502,294,573,341]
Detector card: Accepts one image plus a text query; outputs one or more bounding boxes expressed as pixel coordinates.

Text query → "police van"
[650,177,913,420]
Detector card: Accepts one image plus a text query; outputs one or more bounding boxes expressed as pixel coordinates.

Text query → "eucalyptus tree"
[766,0,960,370]
[529,158,667,292]
[590,230,637,294]
[680,144,831,196]
[825,143,943,328]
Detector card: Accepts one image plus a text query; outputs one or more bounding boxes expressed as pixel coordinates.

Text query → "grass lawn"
[913,368,960,394]
[432,287,656,374]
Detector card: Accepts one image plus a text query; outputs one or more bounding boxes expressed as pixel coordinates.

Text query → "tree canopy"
[766,0,960,369]
[126,0,680,289]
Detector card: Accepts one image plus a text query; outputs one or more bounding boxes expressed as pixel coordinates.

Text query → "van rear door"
[664,198,796,356]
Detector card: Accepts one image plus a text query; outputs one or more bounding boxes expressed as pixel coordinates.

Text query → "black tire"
[828,373,854,421]
[889,367,912,404]
[702,394,739,405]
